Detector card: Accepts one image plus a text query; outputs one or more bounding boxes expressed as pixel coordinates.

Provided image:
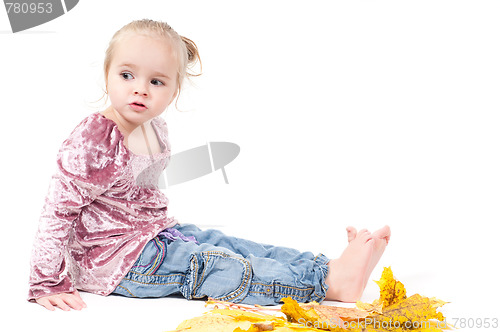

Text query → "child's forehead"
[112,33,179,71]
[118,33,175,53]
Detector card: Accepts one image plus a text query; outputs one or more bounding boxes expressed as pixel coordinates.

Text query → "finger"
[36,298,56,311]
[62,294,85,310]
[72,290,82,299]
[71,290,87,308]
[51,297,72,311]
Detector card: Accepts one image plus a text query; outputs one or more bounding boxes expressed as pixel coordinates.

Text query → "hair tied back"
[181,35,202,77]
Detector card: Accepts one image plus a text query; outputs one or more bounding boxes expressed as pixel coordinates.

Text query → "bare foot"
[325,226,390,302]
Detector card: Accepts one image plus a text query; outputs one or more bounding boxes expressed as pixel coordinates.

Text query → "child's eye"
[151,79,164,86]
[121,72,133,80]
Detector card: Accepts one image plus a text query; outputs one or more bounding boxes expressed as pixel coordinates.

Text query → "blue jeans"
[112,224,330,305]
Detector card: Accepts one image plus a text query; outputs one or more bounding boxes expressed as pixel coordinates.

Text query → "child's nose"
[134,81,149,96]
[134,90,148,97]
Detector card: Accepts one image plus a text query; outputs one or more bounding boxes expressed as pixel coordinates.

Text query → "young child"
[28,19,391,311]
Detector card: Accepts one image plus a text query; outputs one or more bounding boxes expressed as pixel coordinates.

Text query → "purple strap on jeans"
[158,228,198,244]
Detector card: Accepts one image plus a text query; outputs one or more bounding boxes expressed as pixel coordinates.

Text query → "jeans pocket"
[180,250,252,303]
[131,237,166,275]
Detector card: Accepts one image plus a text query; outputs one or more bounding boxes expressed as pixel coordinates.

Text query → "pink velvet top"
[28,112,178,301]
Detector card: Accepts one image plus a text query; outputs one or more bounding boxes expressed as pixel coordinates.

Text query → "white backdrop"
[1,1,499,331]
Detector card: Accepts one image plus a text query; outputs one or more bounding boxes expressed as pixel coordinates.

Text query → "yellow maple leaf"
[281,297,352,331]
[234,322,275,332]
[368,294,446,330]
[169,313,253,332]
[170,304,328,332]
[210,308,284,323]
[300,302,369,322]
[356,299,383,315]
[428,297,449,309]
[375,267,407,308]
[281,297,321,324]
[234,327,262,332]
[234,321,318,332]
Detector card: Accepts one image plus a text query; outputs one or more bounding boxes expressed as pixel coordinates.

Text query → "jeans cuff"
[310,253,330,302]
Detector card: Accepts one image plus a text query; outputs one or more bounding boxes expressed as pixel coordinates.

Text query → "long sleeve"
[28,115,129,301]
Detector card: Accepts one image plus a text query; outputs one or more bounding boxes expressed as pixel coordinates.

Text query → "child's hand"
[35,290,87,311]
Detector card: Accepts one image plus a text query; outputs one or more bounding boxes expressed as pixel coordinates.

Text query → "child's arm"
[28,115,126,308]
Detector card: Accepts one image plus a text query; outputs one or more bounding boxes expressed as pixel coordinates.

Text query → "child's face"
[106,34,178,126]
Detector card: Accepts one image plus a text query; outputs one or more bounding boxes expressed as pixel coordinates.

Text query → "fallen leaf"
[170,313,252,332]
[210,308,284,323]
[356,299,383,315]
[429,297,449,309]
[281,297,321,324]
[300,302,370,322]
[375,266,407,308]
[234,327,262,332]
[234,322,275,332]
[169,267,448,332]
[370,294,445,330]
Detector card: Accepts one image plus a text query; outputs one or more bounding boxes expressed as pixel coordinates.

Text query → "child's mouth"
[129,102,147,111]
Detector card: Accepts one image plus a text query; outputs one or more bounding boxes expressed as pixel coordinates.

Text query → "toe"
[346,226,357,242]
[363,238,376,255]
[358,229,372,242]
[373,225,391,243]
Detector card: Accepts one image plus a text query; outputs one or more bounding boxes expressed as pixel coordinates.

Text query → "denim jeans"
[112,224,330,305]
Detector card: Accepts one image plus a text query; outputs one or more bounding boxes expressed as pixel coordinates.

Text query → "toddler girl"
[28,19,391,311]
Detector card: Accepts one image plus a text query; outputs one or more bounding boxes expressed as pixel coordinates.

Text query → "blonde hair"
[103,19,201,104]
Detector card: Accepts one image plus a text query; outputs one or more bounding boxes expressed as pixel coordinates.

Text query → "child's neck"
[100,107,161,155]
[101,106,138,138]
